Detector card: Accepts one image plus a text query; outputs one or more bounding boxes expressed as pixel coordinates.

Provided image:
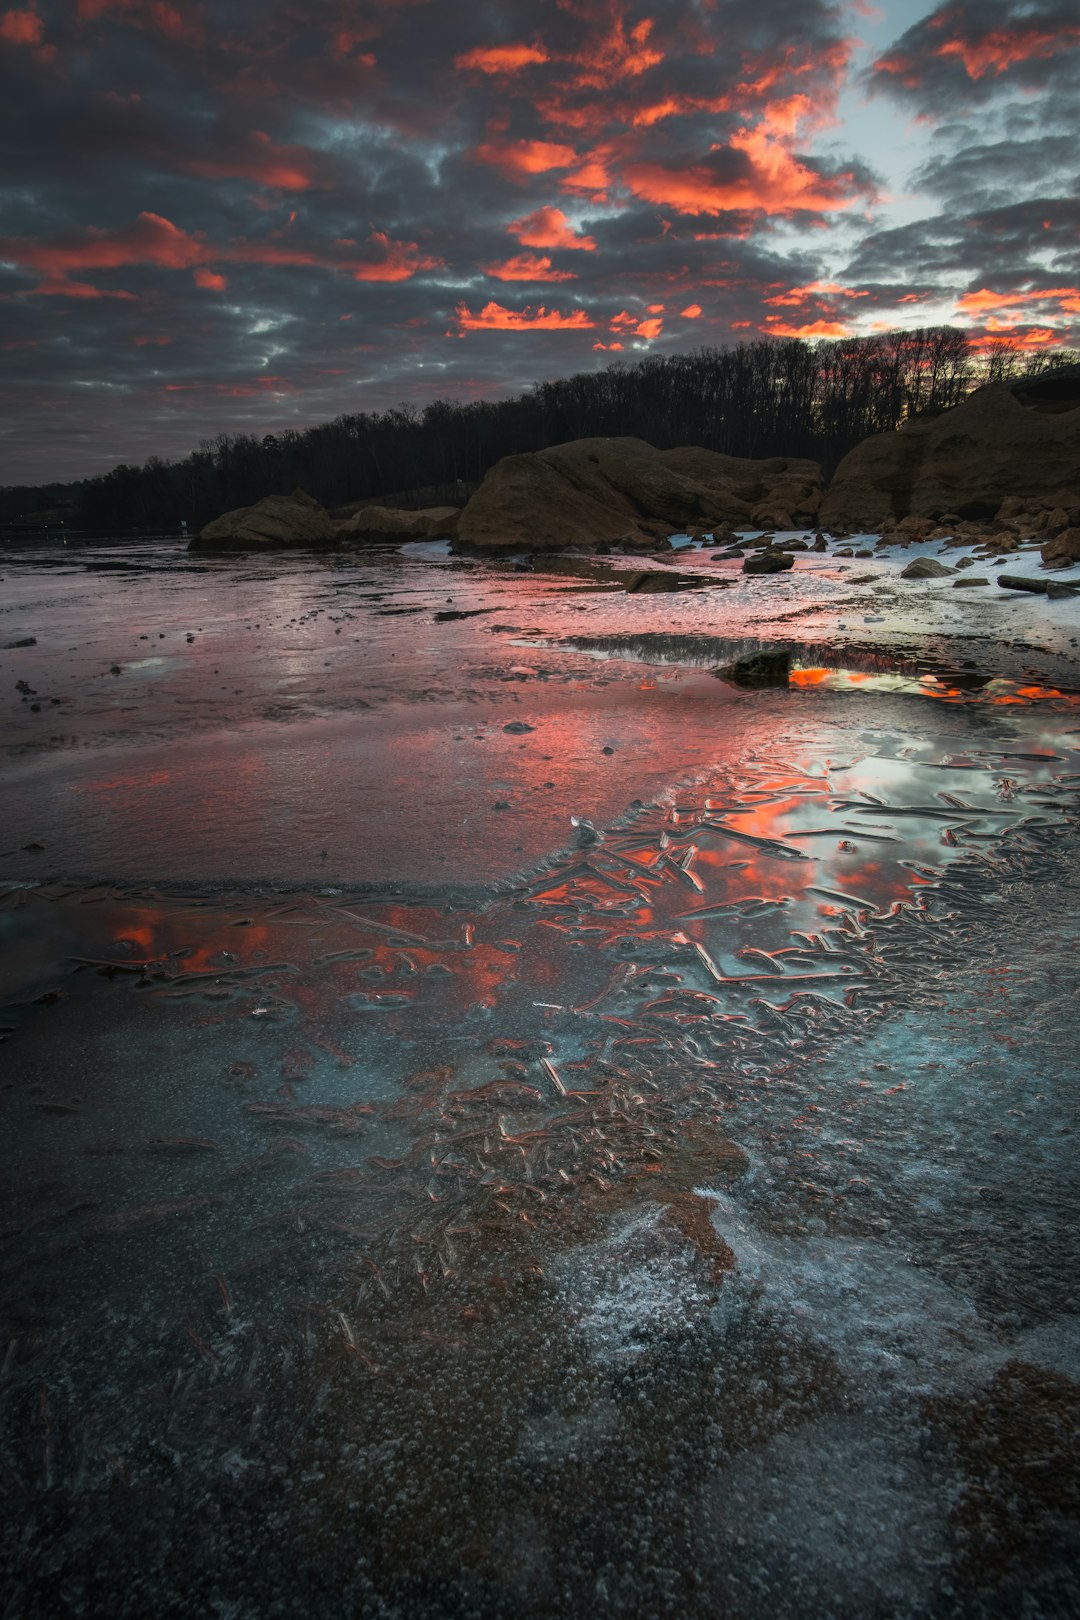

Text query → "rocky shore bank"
[189,369,1079,586]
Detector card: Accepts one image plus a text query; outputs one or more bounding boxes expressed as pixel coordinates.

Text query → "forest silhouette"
[4,327,1074,532]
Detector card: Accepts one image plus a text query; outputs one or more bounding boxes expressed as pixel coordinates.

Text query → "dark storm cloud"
[866,0,1080,109]
[911,134,1078,209]
[846,197,1080,284]
[0,0,1074,482]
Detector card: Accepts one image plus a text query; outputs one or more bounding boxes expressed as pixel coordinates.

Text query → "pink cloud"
[452,301,595,334]
[182,131,326,192]
[484,253,578,282]
[0,6,43,45]
[472,138,579,177]
[508,206,596,251]
[455,42,549,73]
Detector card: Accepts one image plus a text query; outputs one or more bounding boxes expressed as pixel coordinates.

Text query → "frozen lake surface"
[2,539,1080,1617]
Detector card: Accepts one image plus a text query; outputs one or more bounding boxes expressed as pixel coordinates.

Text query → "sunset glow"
[0,0,1076,478]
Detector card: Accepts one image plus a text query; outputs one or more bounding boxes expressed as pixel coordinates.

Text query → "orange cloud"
[956,286,1080,319]
[566,12,662,90]
[0,214,441,294]
[182,131,324,192]
[627,93,732,128]
[329,25,377,62]
[623,127,858,217]
[937,24,1080,80]
[348,231,442,282]
[680,303,703,317]
[764,280,868,306]
[509,206,596,251]
[473,138,578,177]
[455,42,549,73]
[32,278,138,299]
[453,301,595,334]
[484,253,578,282]
[761,317,850,338]
[77,0,202,45]
[593,341,624,350]
[0,212,205,276]
[0,6,43,45]
[610,309,663,339]
[561,163,611,199]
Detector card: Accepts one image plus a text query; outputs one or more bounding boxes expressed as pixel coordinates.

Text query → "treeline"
[7,328,1076,533]
[0,478,84,526]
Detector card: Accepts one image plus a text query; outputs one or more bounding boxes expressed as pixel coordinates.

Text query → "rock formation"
[335,505,459,544]
[453,437,823,553]
[189,489,339,552]
[820,382,1080,533]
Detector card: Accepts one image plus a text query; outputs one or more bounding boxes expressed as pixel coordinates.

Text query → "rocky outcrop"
[335,505,459,545]
[820,384,1080,533]
[190,489,338,553]
[453,436,823,553]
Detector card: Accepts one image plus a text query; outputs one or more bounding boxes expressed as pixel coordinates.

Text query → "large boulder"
[336,505,459,544]
[190,489,338,552]
[454,437,823,553]
[820,384,1080,533]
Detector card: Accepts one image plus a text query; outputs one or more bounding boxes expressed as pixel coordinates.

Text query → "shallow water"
[2,542,1080,1617]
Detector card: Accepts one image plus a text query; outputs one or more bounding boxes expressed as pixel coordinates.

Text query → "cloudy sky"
[1,0,1077,483]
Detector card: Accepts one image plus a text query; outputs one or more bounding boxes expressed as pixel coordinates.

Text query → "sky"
[0,0,1077,484]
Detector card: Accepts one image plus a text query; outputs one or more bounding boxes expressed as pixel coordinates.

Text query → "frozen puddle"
[2,550,1080,1614]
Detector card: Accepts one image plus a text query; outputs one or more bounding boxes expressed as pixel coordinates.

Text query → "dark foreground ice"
[2,540,1080,1618]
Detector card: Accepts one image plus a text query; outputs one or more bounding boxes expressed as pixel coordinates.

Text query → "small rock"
[900,557,952,579]
[716,649,792,687]
[952,578,990,587]
[742,550,794,575]
[503,721,535,734]
[571,817,602,847]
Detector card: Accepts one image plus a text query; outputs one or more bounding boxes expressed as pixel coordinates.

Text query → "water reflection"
[2,709,1079,1614]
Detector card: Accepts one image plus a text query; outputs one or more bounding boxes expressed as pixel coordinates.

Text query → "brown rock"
[454,437,824,554]
[1041,527,1080,566]
[742,549,794,575]
[337,505,459,544]
[900,556,953,579]
[751,505,796,531]
[978,533,1020,555]
[820,383,1080,533]
[190,490,339,552]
